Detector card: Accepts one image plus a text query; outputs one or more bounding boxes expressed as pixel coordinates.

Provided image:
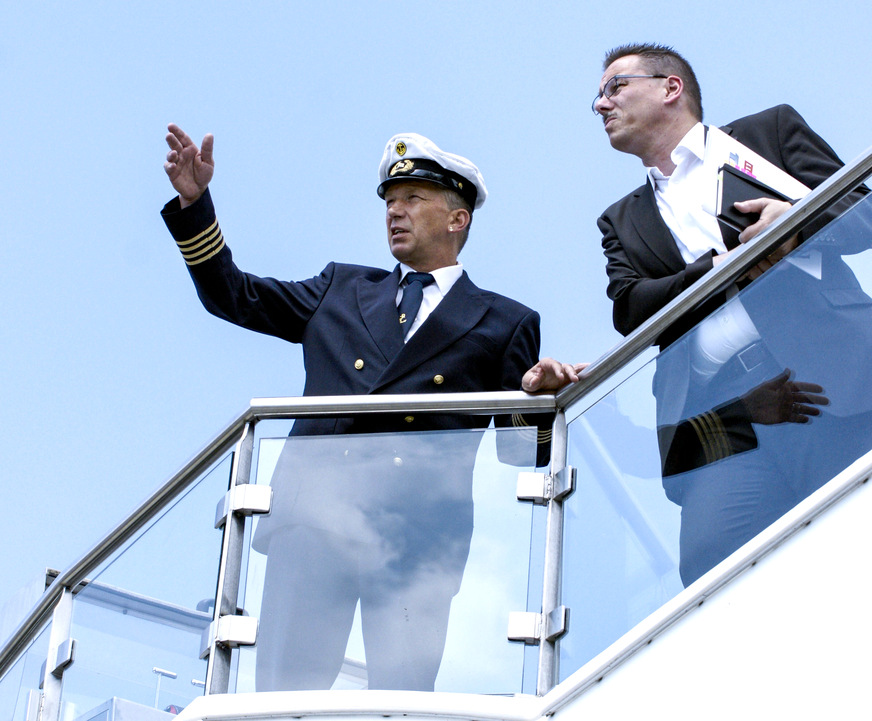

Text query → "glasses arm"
[591,74,668,114]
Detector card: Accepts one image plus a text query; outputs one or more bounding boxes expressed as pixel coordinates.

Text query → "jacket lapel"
[631,176,740,267]
[629,183,687,273]
[357,266,404,362]
[370,271,492,392]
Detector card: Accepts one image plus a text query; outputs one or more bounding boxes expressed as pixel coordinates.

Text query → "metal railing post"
[204,421,256,694]
[37,588,74,721]
[537,410,569,694]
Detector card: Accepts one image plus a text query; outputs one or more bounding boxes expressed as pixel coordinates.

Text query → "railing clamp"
[516,467,576,504]
[38,638,76,687]
[214,484,273,529]
[200,615,259,659]
[507,606,569,645]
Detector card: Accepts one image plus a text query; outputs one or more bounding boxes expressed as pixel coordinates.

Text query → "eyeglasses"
[591,74,667,114]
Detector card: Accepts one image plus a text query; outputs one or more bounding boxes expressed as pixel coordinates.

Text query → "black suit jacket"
[597,105,872,489]
[598,104,868,348]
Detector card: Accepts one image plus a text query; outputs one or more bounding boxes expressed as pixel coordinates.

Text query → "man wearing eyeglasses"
[592,43,866,343]
[591,43,872,585]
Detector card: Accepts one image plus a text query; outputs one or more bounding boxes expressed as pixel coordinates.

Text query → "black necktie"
[398,272,435,337]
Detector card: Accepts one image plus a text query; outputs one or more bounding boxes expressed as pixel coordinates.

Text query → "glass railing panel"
[58,456,232,719]
[0,625,49,721]
[235,425,541,695]
[560,367,682,681]
[559,192,872,680]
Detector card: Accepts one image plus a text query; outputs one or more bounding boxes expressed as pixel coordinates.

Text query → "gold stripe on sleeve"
[689,410,731,466]
[175,220,225,266]
[512,413,551,445]
[688,415,714,466]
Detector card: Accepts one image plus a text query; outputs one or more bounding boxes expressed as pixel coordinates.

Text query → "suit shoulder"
[724,104,802,130]
[465,278,538,320]
[495,293,538,319]
[328,262,392,281]
[600,181,649,219]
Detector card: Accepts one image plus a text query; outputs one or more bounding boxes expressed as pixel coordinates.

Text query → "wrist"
[178,191,203,209]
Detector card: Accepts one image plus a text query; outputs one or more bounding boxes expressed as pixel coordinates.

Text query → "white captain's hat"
[377,133,487,210]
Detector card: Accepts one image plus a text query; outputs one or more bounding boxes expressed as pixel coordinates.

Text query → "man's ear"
[447,208,471,234]
[663,75,684,106]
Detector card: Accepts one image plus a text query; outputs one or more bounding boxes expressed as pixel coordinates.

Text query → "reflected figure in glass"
[254,430,489,690]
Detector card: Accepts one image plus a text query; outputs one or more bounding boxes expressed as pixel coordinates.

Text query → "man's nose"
[593,94,610,115]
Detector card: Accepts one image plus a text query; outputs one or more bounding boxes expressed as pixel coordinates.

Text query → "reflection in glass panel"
[59,457,232,720]
[561,372,681,681]
[657,194,872,586]
[0,625,49,721]
[560,191,872,680]
[237,426,539,695]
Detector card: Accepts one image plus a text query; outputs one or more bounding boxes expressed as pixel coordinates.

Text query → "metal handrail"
[0,392,556,678]
[558,143,872,407]
[0,409,249,678]
[249,390,557,418]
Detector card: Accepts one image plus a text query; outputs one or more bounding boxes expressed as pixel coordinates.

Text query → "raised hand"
[164,123,214,207]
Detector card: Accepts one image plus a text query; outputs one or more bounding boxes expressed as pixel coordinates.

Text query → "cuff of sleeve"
[160,189,224,266]
[660,398,758,481]
[683,250,715,287]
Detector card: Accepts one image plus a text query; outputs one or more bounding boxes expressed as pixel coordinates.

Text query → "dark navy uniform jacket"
[161,188,544,441]
[162,189,547,555]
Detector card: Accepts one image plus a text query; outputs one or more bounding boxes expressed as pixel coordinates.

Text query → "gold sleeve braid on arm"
[176,220,225,266]
[687,410,731,465]
[512,413,552,445]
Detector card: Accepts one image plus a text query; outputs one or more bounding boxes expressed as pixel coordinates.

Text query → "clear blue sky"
[2,0,870,629]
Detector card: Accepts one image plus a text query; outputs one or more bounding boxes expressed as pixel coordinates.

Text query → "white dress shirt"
[647,124,760,379]
[647,122,727,263]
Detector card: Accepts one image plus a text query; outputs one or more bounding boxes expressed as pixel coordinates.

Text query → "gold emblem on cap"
[390,159,414,177]
[396,141,407,156]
